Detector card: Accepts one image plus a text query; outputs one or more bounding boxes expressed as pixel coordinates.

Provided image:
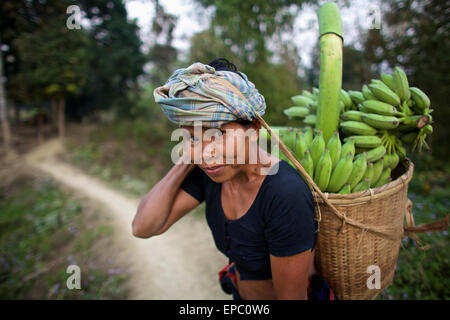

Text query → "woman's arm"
[270,249,313,300]
[132,161,200,238]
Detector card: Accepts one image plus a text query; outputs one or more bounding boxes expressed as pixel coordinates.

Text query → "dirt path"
[21,138,229,299]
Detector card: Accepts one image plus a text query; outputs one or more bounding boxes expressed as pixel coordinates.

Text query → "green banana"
[359,100,400,116]
[327,131,342,169]
[310,130,325,169]
[397,145,406,160]
[399,115,430,129]
[314,148,332,191]
[340,89,353,110]
[362,84,376,100]
[348,152,368,189]
[340,121,378,136]
[344,135,382,148]
[352,177,371,193]
[393,66,411,101]
[303,126,313,146]
[301,149,314,178]
[389,152,399,170]
[282,128,297,150]
[366,145,386,162]
[291,95,314,107]
[374,168,392,188]
[340,137,356,159]
[361,113,400,130]
[362,162,374,184]
[304,114,317,126]
[341,110,364,122]
[302,90,314,100]
[327,152,354,193]
[410,87,431,112]
[371,159,384,187]
[338,183,351,194]
[283,106,310,119]
[294,131,308,161]
[348,90,365,105]
[380,74,395,91]
[382,154,391,169]
[423,124,433,135]
[368,83,401,106]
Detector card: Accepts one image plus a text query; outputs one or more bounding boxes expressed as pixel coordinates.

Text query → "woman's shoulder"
[260,160,314,207]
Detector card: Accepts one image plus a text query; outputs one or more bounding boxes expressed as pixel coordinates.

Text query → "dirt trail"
[21,138,229,299]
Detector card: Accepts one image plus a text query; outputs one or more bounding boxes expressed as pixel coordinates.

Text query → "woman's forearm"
[132,162,195,237]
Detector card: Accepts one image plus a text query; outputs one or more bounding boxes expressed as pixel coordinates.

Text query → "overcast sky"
[125,0,380,69]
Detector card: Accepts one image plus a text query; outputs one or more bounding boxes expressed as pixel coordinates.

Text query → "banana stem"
[316,3,343,144]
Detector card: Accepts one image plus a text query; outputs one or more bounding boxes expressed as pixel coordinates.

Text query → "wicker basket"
[313,158,414,300]
[254,114,415,300]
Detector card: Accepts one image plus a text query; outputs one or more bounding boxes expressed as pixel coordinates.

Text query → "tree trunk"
[57,95,65,140]
[0,37,13,153]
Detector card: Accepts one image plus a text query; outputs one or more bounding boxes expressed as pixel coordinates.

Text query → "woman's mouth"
[202,165,225,175]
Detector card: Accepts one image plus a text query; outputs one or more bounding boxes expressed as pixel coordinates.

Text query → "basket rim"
[313,158,414,205]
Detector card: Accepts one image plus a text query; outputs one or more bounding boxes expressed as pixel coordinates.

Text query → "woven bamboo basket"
[254,113,415,300]
[313,158,413,299]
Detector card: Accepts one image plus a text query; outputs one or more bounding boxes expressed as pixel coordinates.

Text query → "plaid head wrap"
[153,62,266,128]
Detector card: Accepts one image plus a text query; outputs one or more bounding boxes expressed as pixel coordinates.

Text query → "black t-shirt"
[180,160,318,280]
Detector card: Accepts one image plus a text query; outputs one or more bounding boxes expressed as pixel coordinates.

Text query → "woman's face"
[181,121,262,183]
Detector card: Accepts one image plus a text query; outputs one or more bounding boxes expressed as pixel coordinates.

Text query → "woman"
[132,58,333,300]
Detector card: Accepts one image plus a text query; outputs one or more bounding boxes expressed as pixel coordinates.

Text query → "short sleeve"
[264,177,317,257]
[180,165,205,203]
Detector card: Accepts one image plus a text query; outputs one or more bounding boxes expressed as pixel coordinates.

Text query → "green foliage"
[13,17,91,102]
[378,165,450,300]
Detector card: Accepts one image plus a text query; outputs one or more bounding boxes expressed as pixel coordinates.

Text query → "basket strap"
[213,76,404,240]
